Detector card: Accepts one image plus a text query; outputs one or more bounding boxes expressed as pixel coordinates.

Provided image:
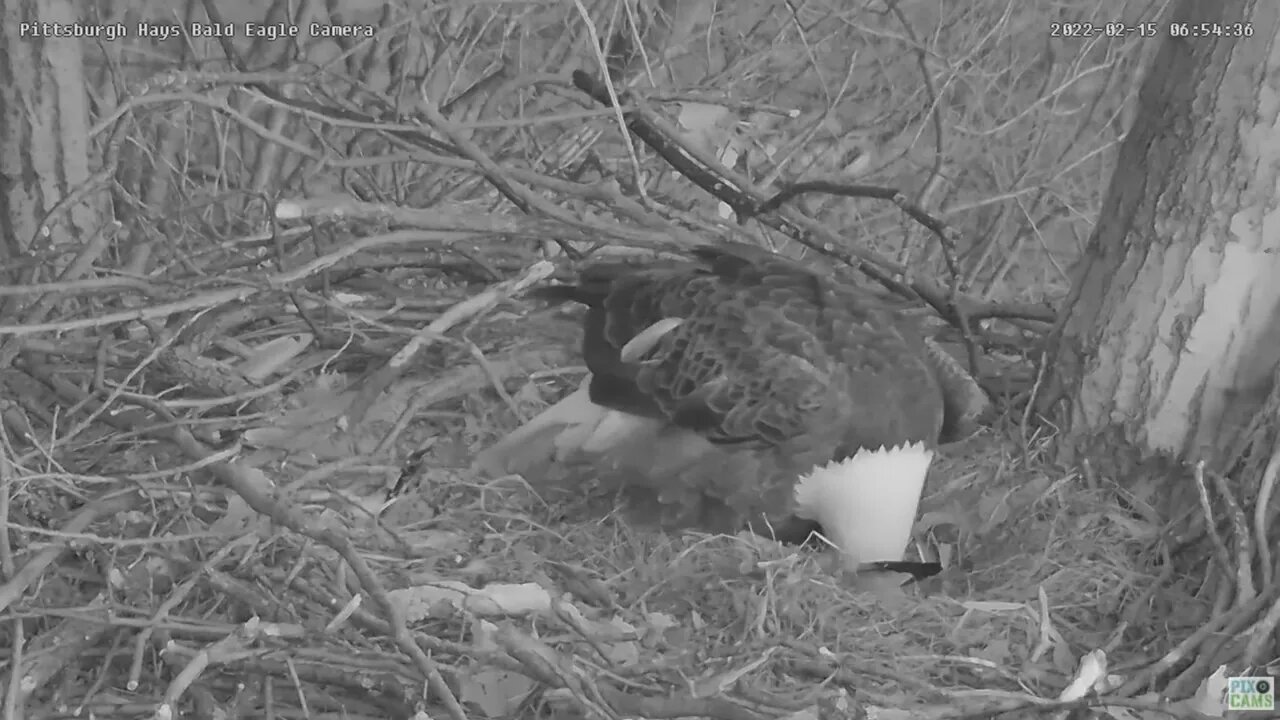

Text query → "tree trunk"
[1044,0,1280,467]
[0,0,100,267]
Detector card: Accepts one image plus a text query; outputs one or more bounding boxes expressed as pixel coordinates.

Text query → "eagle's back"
[528,244,949,528]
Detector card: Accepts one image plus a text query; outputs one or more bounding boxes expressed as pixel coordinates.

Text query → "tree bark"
[0,0,99,264]
[1044,0,1280,467]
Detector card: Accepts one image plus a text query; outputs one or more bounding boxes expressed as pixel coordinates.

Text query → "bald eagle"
[474,243,986,573]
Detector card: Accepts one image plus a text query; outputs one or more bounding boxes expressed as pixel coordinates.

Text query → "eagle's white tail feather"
[792,442,934,568]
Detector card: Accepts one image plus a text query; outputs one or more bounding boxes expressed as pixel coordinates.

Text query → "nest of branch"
[5,1,1269,719]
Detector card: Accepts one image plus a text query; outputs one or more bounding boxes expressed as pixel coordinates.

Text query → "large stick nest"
[2,1,1275,719]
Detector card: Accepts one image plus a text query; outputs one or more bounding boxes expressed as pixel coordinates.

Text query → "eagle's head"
[792,442,935,570]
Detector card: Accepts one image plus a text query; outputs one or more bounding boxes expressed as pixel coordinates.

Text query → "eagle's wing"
[476,245,945,530]
[549,243,946,452]
[473,244,996,567]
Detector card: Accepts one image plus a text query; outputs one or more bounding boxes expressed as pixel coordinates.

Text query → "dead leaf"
[1189,666,1228,717]
[459,669,535,718]
[209,493,261,536]
[389,582,552,622]
[238,334,314,381]
[676,102,733,152]
[1058,649,1106,701]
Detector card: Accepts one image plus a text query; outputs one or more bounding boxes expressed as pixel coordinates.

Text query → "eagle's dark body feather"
[478,243,985,540]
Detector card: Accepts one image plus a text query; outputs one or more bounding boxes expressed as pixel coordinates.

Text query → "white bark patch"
[1148,240,1280,455]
